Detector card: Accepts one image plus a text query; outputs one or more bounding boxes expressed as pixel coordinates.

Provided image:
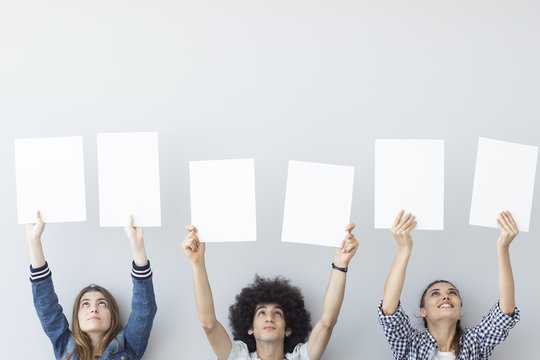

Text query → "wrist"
[332,262,348,273]
[332,257,349,268]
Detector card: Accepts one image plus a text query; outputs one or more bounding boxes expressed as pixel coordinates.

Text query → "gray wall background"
[1,0,539,358]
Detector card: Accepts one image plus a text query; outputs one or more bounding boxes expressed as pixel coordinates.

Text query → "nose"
[90,304,99,313]
[264,313,275,323]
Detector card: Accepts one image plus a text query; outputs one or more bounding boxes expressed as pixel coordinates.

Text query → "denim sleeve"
[123,261,157,358]
[31,264,70,359]
[466,302,520,357]
[378,300,414,360]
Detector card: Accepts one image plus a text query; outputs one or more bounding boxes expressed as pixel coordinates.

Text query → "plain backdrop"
[1,1,539,358]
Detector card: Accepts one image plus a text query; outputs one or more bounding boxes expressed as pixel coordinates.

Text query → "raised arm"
[182,226,232,360]
[124,215,149,267]
[27,211,46,268]
[496,211,518,315]
[123,215,157,357]
[27,211,71,358]
[382,210,416,316]
[306,223,359,360]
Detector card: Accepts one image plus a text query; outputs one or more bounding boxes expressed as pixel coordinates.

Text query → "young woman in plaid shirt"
[378,210,520,360]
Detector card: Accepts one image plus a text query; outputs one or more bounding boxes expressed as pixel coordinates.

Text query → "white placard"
[469,137,538,232]
[97,132,161,227]
[281,161,354,247]
[14,136,87,224]
[374,139,445,230]
[189,159,257,242]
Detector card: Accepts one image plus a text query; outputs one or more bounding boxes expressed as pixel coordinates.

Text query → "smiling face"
[248,303,291,345]
[77,291,112,336]
[420,282,463,325]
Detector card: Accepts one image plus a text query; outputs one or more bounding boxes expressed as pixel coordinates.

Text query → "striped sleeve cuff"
[30,262,51,283]
[131,260,152,280]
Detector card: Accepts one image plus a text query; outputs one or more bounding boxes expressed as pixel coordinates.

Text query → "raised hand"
[183,225,205,264]
[27,211,46,242]
[124,215,148,267]
[333,223,359,268]
[496,211,519,249]
[124,215,144,245]
[390,210,416,249]
[26,211,46,268]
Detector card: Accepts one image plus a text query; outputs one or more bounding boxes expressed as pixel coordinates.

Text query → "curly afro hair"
[228,275,312,353]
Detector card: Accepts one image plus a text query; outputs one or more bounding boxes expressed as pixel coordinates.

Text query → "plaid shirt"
[378,301,520,360]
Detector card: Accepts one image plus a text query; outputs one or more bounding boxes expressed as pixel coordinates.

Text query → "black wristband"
[332,263,348,273]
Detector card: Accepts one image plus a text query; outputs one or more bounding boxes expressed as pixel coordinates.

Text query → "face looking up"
[248,303,292,344]
[420,282,463,325]
[78,291,112,336]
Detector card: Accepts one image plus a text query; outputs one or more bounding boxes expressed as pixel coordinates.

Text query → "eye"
[450,290,458,296]
[274,311,282,316]
[430,291,440,296]
[257,310,265,316]
[81,302,89,308]
[98,301,107,307]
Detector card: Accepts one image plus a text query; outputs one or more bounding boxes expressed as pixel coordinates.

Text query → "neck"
[255,340,286,360]
[86,332,104,354]
[427,321,457,352]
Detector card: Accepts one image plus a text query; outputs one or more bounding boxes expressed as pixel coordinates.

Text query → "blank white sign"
[469,137,538,232]
[97,132,161,227]
[189,159,257,242]
[375,139,445,230]
[14,136,86,224]
[281,161,354,247]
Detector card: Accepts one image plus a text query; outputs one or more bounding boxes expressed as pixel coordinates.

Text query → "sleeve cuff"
[29,262,51,283]
[131,260,152,280]
[378,300,408,326]
[493,302,520,328]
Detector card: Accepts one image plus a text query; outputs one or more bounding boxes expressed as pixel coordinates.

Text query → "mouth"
[88,316,101,320]
[438,302,454,309]
[263,326,276,330]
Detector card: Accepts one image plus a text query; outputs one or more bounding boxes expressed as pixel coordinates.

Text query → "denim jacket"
[31,262,157,360]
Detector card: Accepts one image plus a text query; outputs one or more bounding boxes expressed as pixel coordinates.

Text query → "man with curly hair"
[182,223,359,360]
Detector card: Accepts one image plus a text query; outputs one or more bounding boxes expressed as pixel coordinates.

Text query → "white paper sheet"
[97,132,161,227]
[374,139,445,230]
[189,159,257,242]
[469,137,538,232]
[14,136,87,224]
[281,161,354,247]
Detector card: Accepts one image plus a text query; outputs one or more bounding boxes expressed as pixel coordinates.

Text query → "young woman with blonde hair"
[27,212,157,360]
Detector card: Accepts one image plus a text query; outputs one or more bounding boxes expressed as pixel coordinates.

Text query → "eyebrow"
[81,297,107,302]
[430,288,458,293]
[255,305,284,312]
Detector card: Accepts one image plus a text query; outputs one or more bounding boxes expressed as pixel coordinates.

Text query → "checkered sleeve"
[465,302,520,357]
[378,300,414,360]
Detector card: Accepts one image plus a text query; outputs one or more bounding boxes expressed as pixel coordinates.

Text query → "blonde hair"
[63,285,123,360]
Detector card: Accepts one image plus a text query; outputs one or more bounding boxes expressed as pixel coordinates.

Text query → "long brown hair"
[420,280,463,357]
[64,284,123,360]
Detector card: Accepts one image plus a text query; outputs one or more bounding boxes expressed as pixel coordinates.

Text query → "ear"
[285,328,292,337]
[420,308,427,318]
[248,328,253,336]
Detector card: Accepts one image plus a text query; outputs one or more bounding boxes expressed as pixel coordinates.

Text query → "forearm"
[320,258,348,327]
[28,238,46,268]
[191,261,219,329]
[497,245,515,315]
[130,241,148,267]
[307,259,348,360]
[382,246,411,315]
